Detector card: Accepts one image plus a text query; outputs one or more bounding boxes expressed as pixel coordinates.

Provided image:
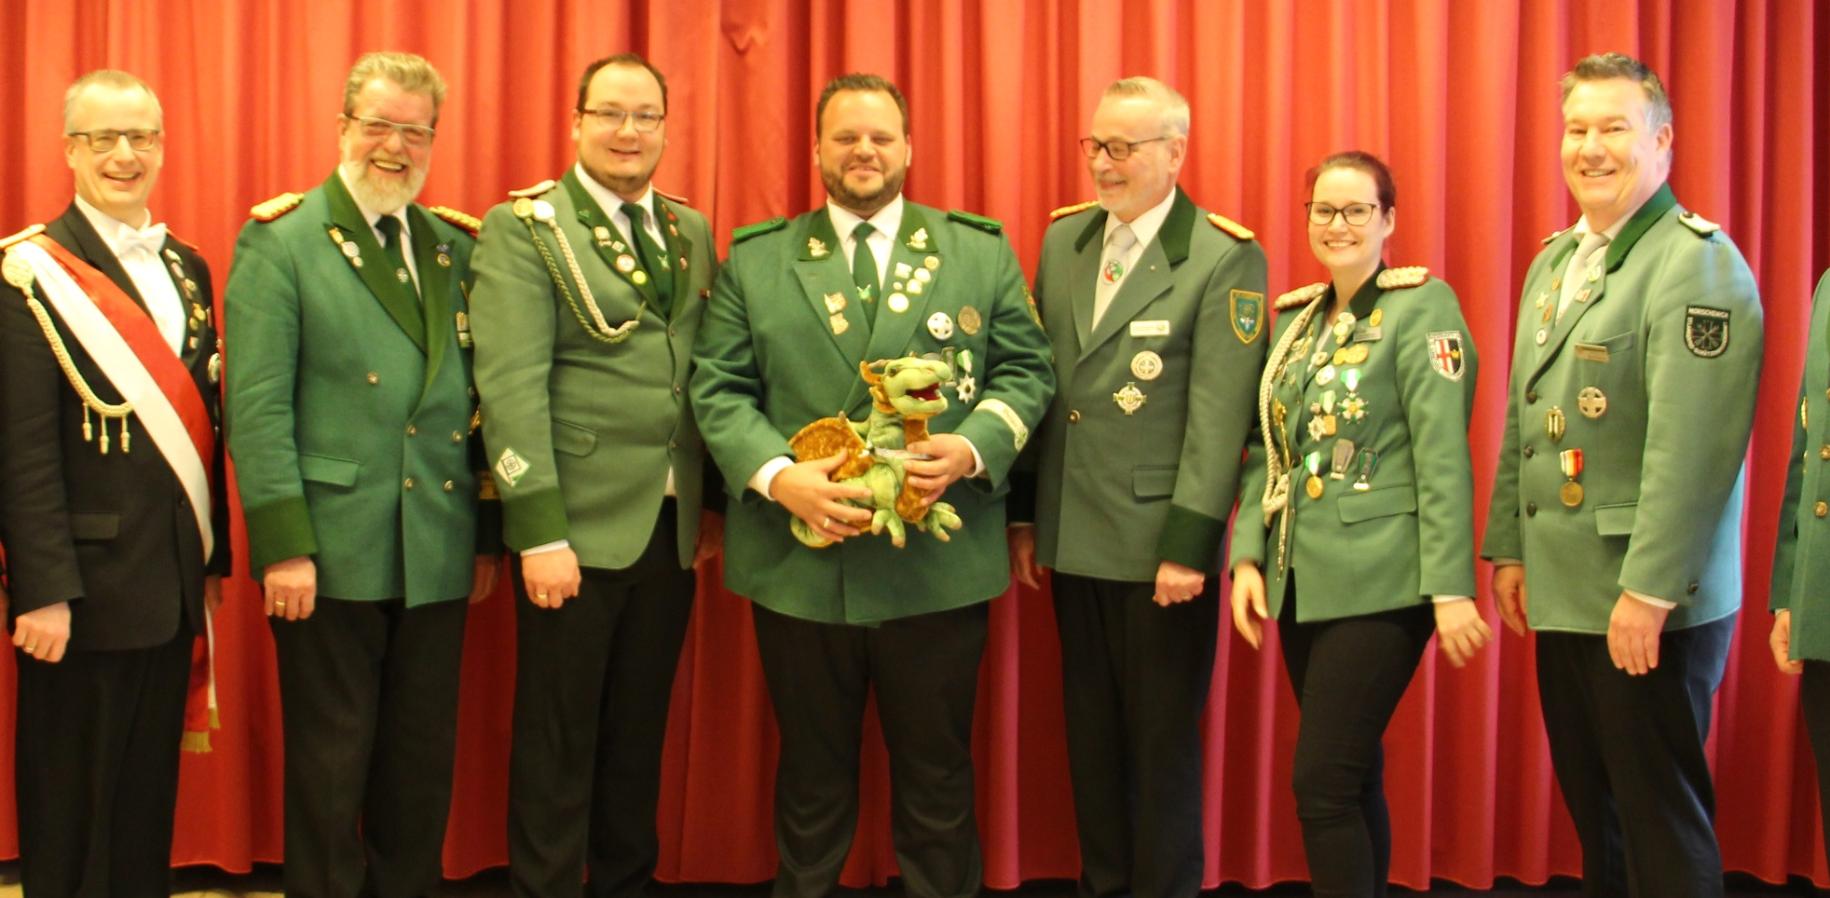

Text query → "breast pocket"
[552,417,600,457]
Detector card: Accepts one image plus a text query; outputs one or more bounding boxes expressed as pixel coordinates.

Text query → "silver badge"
[927,311,955,340]
[1130,350,1163,381]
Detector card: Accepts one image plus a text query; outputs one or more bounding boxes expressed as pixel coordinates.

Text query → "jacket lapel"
[793,209,871,365]
[407,205,452,397]
[562,170,659,307]
[323,172,426,353]
[1529,184,1676,384]
[53,204,147,310]
[1068,207,1107,354]
[1079,190,1194,360]
[861,204,938,364]
[657,195,692,313]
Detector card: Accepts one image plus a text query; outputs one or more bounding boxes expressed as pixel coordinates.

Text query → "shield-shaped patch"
[1426,331,1465,381]
[1231,289,1264,343]
[1684,305,1729,358]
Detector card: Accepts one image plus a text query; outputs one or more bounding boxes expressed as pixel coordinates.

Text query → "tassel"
[82,406,93,443]
[120,417,130,453]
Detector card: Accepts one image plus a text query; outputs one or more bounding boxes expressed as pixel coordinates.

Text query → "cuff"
[749,456,794,501]
[521,539,570,557]
[964,437,986,478]
[1431,594,1474,604]
[1625,589,1677,610]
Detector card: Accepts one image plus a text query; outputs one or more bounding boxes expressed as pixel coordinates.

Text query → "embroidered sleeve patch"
[1230,289,1265,343]
[1684,306,1729,358]
[976,398,1029,450]
[494,447,530,488]
[1426,331,1466,381]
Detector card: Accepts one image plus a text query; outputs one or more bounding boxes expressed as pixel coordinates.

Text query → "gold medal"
[959,306,982,335]
[1577,386,1607,419]
[1342,344,1369,365]
[632,270,649,285]
[1113,382,1147,415]
[1560,480,1585,507]
[1306,475,1325,499]
[1368,309,1383,328]
[1559,448,1584,507]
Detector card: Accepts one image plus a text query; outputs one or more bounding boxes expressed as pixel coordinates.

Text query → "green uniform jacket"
[225,172,491,606]
[1770,271,1830,659]
[1229,268,1479,621]
[691,202,1056,625]
[1026,191,1266,580]
[468,173,715,569]
[1481,185,1761,634]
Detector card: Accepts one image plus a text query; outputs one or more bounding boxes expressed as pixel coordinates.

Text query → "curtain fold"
[0,0,1823,890]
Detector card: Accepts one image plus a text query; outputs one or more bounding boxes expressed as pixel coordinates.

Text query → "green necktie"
[375,214,416,299]
[621,201,673,316]
[851,222,880,322]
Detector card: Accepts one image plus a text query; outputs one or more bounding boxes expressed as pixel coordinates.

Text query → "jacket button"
[1526,390,1538,404]
[668,327,678,338]
[1526,501,1537,517]
[406,424,417,436]
[1820,445,1830,461]
[1817,501,1829,519]
[452,431,464,443]
[668,439,678,450]
[442,480,455,492]
[1067,409,1082,424]
[1522,446,1535,459]
[404,477,416,491]
[367,372,380,385]
[1687,581,1700,595]
[674,384,683,396]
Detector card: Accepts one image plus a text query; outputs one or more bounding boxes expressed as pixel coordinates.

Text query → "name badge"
[1352,324,1383,342]
[1573,342,1610,363]
[1129,320,1171,337]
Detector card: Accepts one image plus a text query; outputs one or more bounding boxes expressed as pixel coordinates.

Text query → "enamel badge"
[1230,289,1264,343]
[1684,305,1729,358]
[1427,331,1465,380]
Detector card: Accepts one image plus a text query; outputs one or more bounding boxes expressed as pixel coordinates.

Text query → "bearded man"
[223,51,500,898]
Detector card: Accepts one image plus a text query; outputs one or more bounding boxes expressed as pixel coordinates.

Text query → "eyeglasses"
[1305,202,1382,227]
[578,107,666,133]
[342,114,436,147]
[1079,136,1167,161]
[66,129,162,153]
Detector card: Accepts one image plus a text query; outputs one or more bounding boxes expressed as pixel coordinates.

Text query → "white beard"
[339,158,425,215]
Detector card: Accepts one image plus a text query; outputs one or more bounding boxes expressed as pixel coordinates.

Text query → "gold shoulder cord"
[2,249,133,454]
[514,198,645,345]
[1256,296,1325,570]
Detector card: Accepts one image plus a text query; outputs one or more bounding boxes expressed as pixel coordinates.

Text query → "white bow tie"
[114,223,168,258]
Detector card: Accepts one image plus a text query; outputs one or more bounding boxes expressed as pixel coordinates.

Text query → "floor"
[0,865,1817,896]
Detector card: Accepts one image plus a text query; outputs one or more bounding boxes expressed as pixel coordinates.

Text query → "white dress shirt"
[74,195,186,354]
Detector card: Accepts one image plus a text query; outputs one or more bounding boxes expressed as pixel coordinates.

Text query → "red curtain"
[1,0,1826,890]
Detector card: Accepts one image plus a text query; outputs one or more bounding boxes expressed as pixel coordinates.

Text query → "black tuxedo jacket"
[0,203,228,652]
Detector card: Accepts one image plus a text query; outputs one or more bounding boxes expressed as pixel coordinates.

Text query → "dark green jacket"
[1771,270,1830,659]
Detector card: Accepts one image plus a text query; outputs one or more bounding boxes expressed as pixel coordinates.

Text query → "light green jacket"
[1770,271,1830,659]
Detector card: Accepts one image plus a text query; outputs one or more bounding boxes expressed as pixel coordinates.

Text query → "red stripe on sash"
[32,235,215,474]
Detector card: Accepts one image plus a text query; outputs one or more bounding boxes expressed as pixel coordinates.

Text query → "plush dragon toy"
[786,356,966,548]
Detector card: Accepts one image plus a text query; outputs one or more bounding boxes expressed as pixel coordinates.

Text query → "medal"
[1332,312,1356,342]
[1131,350,1163,380]
[1316,365,1337,386]
[925,255,940,271]
[1310,350,1330,369]
[1353,449,1380,491]
[1546,406,1567,443]
[1330,439,1356,480]
[1320,390,1337,414]
[1305,452,1324,499]
[959,306,982,335]
[1577,386,1608,419]
[927,312,955,340]
[1559,448,1584,507]
[632,271,649,285]
[1113,382,1147,415]
[615,254,637,273]
[888,293,910,313]
[1368,309,1383,328]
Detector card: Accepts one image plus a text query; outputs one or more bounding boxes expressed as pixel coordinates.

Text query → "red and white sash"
[6,235,215,558]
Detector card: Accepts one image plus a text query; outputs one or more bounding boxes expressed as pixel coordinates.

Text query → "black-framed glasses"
[342,114,436,147]
[1305,202,1382,226]
[578,107,666,133]
[66,129,162,153]
[1079,135,1167,161]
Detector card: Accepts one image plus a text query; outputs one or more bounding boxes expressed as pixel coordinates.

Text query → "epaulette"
[948,209,1002,234]
[1678,210,1721,237]
[1050,199,1099,220]
[655,186,690,206]
[249,192,305,222]
[1207,212,1254,241]
[428,205,481,237]
[732,217,788,244]
[0,223,47,250]
[1542,225,1572,245]
[508,179,557,199]
[1376,266,1429,290]
[1275,282,1327,310]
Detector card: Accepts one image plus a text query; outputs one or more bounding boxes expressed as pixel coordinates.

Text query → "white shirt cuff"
[522,540,570,557]
[1431,595,1474,604]
[1625,589,1676,610]
[964,438,986,478]
[749,456,794,501]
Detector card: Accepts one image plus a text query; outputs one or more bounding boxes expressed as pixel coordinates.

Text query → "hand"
[905,434,977,504]
[1153,560,1206,607]
[1772,610,1805,675]
[1607,591,1670,676]
[1433,598,1493,668]
[523,547,583,609]
[773,454,873,543]
[264,555,317,621]
[469,554,502,605]
[1229,562,1268,649]
[1492,564,1529,637]
[1007,525,1043,589]
[204,575,224,616]
[13,601,72,663]
[693,511,725,567]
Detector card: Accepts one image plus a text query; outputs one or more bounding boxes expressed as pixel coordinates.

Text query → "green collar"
[322,170,426,352]
[1070,187,1192,265]
[1601,182,1675,271]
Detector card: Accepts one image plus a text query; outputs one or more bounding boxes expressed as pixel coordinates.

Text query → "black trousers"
[508,502,695,898]
[1535,615,1734,898]
[1803,662,1830,873]
[1051,572,1218,898]
[15,627,192,898]
[1278,575,1434,898]
[271,595,470,898]
[750,601,988,898]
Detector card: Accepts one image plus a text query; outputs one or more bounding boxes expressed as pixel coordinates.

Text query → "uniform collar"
[573,161,655,221]
[1102,188,1176,251]
[72,193,161,254]
[335,166,410,236]
[827,194,904,242]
